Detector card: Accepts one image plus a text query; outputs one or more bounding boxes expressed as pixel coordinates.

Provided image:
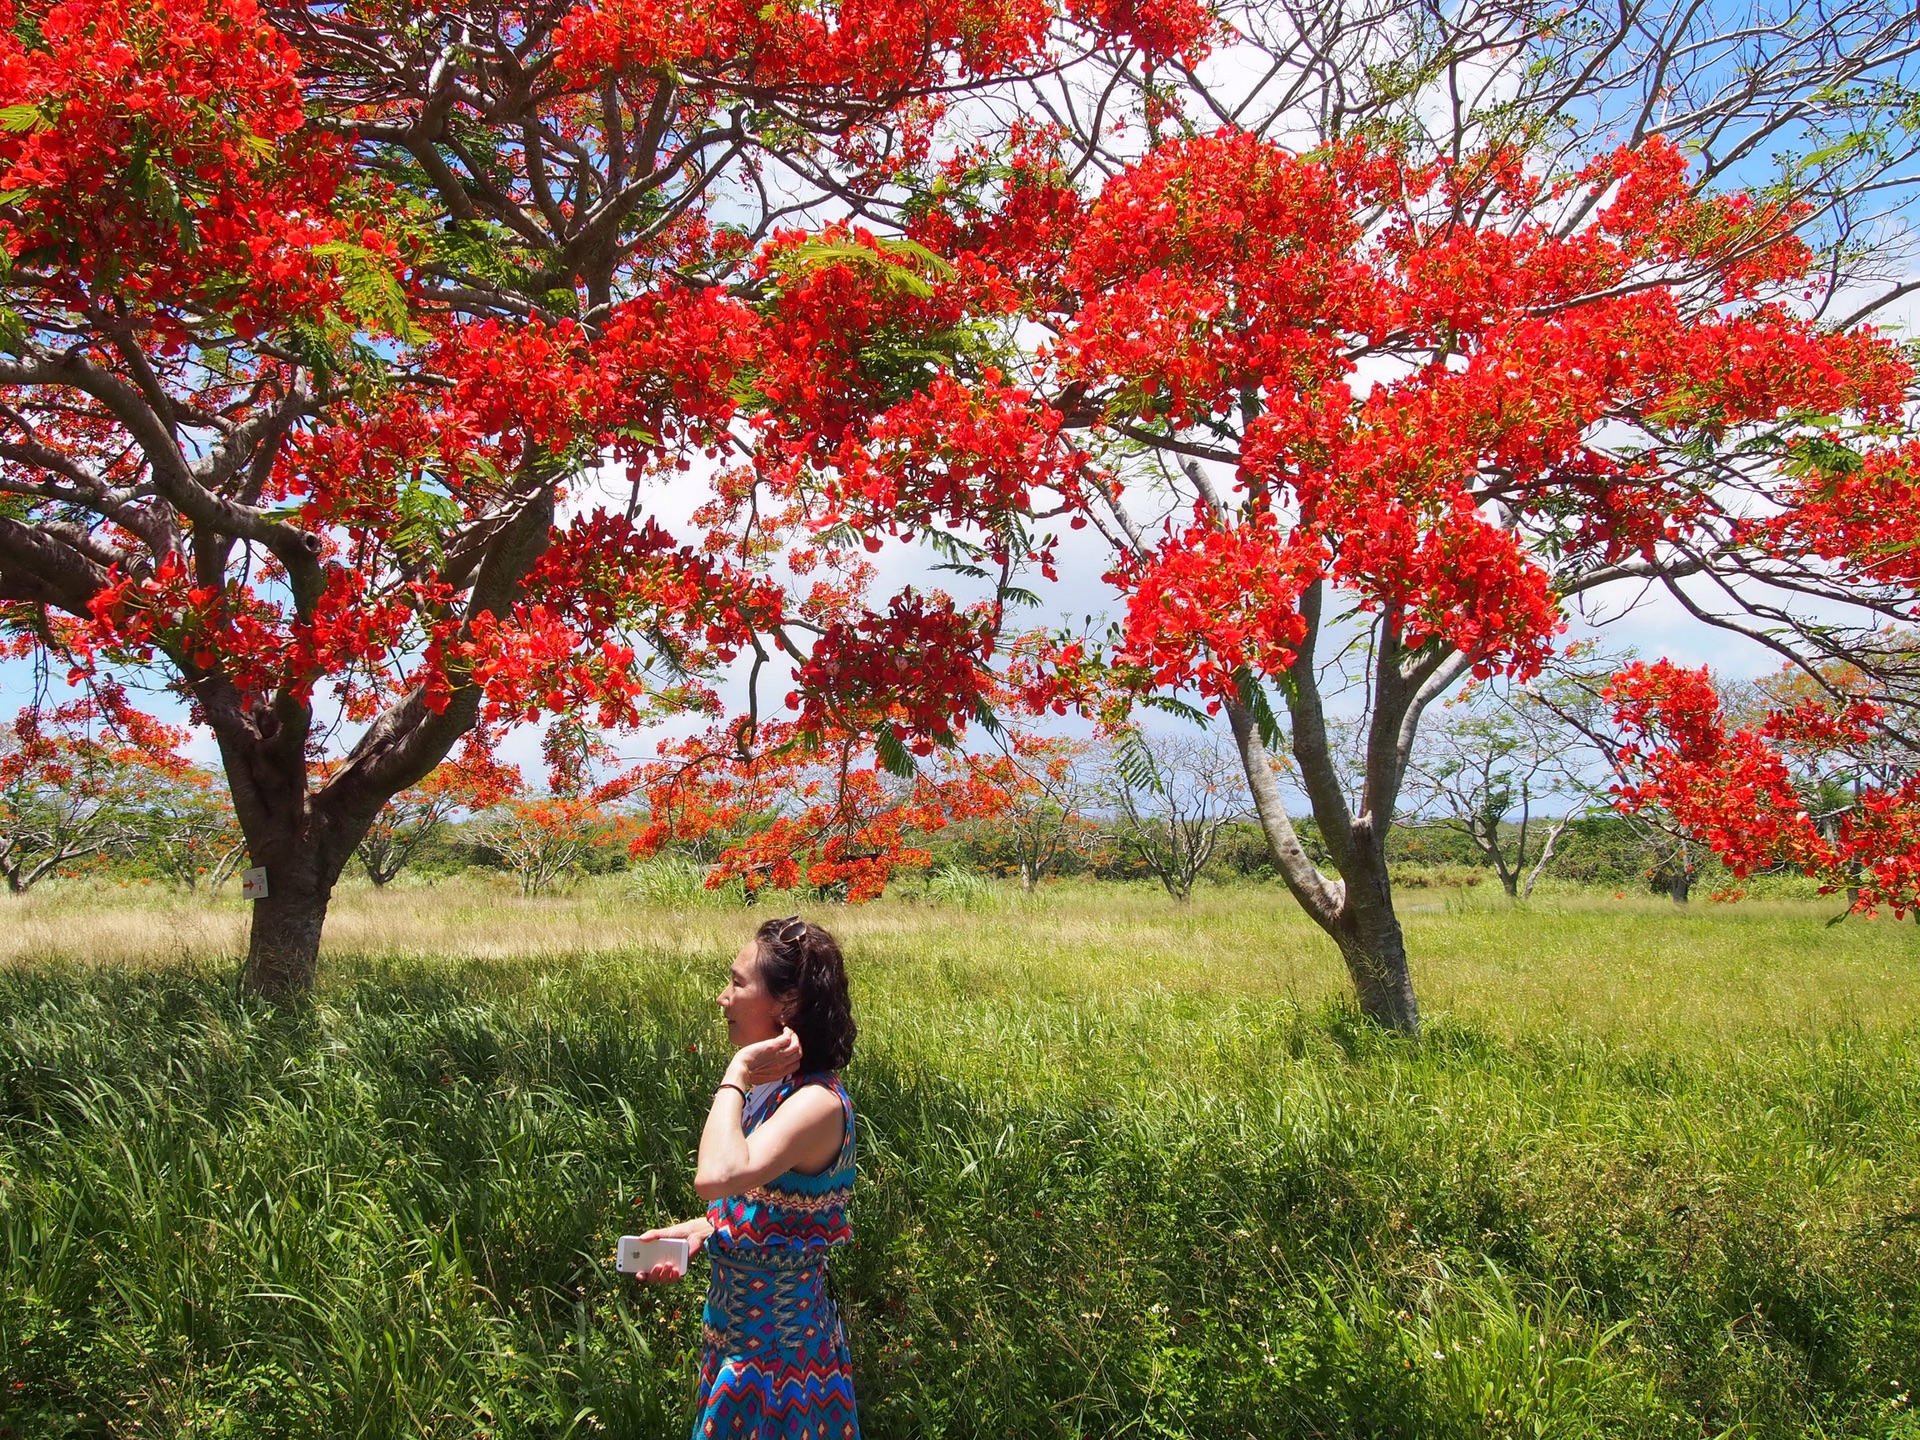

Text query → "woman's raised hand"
[731,1025,803,1086]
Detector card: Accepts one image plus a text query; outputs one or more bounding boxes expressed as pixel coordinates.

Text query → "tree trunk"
[1668,869,1692,905]
[233,787,353,1001]
[1334,894,1421,1033]
[1224,697,1421,1034]
[243,880,332,1002]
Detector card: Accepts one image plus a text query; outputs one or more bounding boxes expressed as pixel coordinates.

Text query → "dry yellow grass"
[4,872,1916,1047]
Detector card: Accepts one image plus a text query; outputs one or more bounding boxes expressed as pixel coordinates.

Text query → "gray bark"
[1224,696,1420,1034]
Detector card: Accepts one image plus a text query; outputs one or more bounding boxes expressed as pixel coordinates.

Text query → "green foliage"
[769,236,957,299]
[625,856,744,910]
[874,725,918,780]
[391,478,464,570]
[1547,815,1703,888]
[0,102,50,133]
[310,239,422,343]
[919,863,1004,911]
[1388,822,1504,871]
[1109,726,1164,795]
[2,898,1918,1437]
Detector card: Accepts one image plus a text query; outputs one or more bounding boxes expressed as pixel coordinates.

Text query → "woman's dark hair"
[754,915,856,1072]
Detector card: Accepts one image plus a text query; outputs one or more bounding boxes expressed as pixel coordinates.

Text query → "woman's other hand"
[633,1217,712,1283]
[728,1025,803,1087]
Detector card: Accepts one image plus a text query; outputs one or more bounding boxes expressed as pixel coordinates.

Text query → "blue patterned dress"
[693,1071,859,1440]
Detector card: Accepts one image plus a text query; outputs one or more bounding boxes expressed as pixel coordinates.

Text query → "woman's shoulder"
[778,1072,851,1136]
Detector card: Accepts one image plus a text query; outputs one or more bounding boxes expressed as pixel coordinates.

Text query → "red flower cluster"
[0,0,371,345]
[555,0,1212,95]
[791,593,999,753]
[961,130,1917,708]
[630,724,1016,901]
[1608,661,1919,918]
[1746,439,1920,598]
[1111,510,1316,695]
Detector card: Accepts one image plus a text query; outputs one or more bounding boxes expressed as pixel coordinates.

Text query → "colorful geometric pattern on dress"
[692,1072,859,1439]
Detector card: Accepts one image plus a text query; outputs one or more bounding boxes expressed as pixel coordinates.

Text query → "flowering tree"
[477,793,628,896]
[1610,656,1920,918]
[942,132,1914,1028]
[886,0,1920,1030]
[982,734,1099,891]
[0,696,186,893]
[632,720,1018,900]
[0,0,1201,997]
[355,743,517,887]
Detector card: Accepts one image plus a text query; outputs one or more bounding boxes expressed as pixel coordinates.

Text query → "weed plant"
[1,883,1917,1438]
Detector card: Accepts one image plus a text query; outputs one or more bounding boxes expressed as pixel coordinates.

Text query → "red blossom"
[1608,661,1919,918]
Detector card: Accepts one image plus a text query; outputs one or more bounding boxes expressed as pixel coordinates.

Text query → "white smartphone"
[616,1234,689,1277]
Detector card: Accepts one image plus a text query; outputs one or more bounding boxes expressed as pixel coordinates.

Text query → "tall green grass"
[2,884,1918,1437]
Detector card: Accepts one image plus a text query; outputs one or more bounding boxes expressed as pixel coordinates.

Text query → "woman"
[637,915,861,1440]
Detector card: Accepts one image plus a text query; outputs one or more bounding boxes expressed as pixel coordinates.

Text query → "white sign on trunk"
[240,867,269,901]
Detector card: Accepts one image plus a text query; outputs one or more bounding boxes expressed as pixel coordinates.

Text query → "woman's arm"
[694,1030,845,1200]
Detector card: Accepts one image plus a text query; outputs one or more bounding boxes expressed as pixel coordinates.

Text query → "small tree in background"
[633,722,1017,902]
[476,796,625,898]
[1102,730,1249,902]
[356,746,518,888]
[1406,684,1587,900]
[129,765,245,892]
[0,698,185,894]
[986,735,1100,892]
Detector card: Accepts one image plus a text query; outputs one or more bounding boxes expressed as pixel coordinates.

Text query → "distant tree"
[634,728,1016,902]
[129,765,245,892]
[989,736,1100,892]
[476,797,598,897]
[356,746,518,888]
[1102,730,1249,902]
[0,698,184,894]
[1406,683,1587,900]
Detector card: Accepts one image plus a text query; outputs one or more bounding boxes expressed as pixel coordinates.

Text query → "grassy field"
[2,875,1918,1438]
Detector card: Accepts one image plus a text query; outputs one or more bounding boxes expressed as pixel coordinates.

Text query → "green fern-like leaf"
[874,726,918,779]
[1112,728,1163,795]
[394,482,462,567]
[776,235,957,299]
[1234,672,1286,752]
[313,240,422,343]
[0,105,49,134]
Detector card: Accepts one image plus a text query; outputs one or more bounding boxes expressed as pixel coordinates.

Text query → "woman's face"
[718,939,786,1048]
